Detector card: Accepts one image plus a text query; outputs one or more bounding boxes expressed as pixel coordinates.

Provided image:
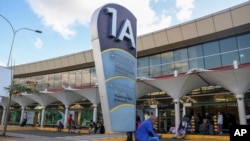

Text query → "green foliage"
[5,83,39,95]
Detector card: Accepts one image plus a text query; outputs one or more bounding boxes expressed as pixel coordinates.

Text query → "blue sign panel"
[91,3,137,131]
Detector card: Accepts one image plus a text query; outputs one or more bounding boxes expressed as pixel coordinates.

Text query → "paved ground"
[0,130,227,141]
[0,133,179,141]
[0,130,181,141]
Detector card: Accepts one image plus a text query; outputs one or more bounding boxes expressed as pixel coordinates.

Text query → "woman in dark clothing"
[136,111,141,130]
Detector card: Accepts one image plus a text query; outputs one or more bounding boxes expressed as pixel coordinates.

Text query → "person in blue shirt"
[135,115,161,141]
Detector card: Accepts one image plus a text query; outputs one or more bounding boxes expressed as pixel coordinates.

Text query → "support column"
[64,106,69,128]
[155,107,158,118]
[93,104,98,122]
[40,106,45,127]
[174,99,180,131]
[20,106,25,125]
[235,94,247,125]
[182,105,186,117]
[1,107,6,125]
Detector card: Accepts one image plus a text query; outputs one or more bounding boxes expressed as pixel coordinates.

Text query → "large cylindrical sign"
[90,3,137,132]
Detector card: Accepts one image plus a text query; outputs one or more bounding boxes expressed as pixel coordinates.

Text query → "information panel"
[91,3,137,131]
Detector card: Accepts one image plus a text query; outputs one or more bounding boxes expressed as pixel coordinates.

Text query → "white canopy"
[199,67,250,95]
[137,80,161,99]
[48,88,84,106]
[68,87,100,105]
[22,93,58,108]
[12,94,36,107]
[142,73,208,99]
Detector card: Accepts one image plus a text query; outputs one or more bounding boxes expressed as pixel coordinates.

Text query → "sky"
[0,0,249,67]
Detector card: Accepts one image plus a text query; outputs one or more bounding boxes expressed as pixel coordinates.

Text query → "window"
[138,57,149,68]
[54,73,62,89]
[138,68,149,77]
[237,33,250,49]
[189,58,204,69]
[174,48,188,61]
[220,37,237,53]
[138,57,149,77]
[174,61,188,73]
[149,54,161,77]
[150,66,161,77]
[188,45,203,59]
[90,67,97,85]
[82,68,91,86]
[75,70,82,87]
[41,75,49,90]
[203,41,220,56]
[161,63,175,75]
[221,52,239,67]
[48,74,55,89]
[161,52,174,64]
[204,55,221,69]
[149,54,161,66]
[69,71,76,87]
[62,72,69,88]
[240,49,250,64]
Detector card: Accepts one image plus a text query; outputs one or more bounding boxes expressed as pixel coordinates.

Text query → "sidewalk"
[0,125,230,141]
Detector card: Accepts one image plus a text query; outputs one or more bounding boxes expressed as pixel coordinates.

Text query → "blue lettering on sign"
[105,7,136,49]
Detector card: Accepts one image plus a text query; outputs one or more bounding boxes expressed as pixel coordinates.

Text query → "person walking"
[57,121,63,132]
[217,112,223,134]
[204,112,214,135]
[135,115,162,141]
[136,111,141,130]
[67,114,73,133]
[20,112,28,127]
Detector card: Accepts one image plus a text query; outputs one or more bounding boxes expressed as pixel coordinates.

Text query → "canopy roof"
[2,66,250,108]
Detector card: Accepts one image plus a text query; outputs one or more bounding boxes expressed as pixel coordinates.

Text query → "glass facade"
[138,33,250,77]
[14,67,97,91]
[14,32,250,89]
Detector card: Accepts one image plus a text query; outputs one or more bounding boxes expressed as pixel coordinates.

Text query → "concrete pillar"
[64,106,69,128]
[40,106,45,127]
[155,107,158,118]
[20,106,25,125]
[182,105,186,117]
[174,99,180,130]
[93,104,98,122]
[1,107,6,125]
[235,94,247,125]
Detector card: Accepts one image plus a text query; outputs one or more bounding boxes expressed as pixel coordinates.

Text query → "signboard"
[0,66,11,97]
[183,103,192,107]
[91,3,137,132]
[26,111,35,125]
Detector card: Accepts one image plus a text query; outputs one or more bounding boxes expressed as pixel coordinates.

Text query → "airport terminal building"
[1,1,250,133]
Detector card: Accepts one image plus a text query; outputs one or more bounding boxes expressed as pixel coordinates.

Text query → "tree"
[1,83,39,136]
